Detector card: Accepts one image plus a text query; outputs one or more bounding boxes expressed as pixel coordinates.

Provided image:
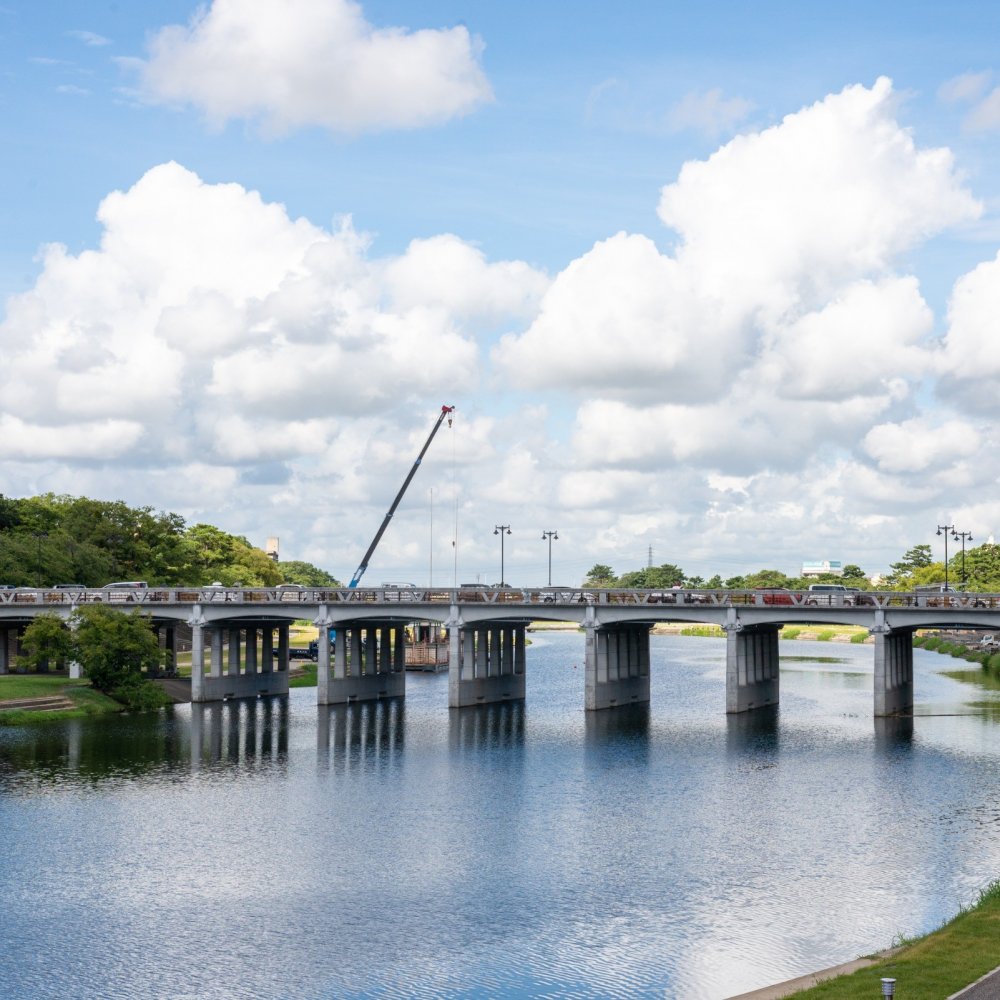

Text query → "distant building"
[265,537,279,562]
[801,560,843,577]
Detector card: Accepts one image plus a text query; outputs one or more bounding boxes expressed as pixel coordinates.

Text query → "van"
[806,583,850,606]
[103,581,148,602]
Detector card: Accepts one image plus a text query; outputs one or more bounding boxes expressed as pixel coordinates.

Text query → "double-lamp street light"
[541,530,558,587]
[494,524,511,587]
[937,523,973,590]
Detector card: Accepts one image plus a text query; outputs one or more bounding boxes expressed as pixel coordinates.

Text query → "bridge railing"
[3,586,1000,611]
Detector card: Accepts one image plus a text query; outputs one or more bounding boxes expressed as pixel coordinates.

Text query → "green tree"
[185,524,283,586]
[0,493,20,532]
[705,575,724,589]
[963,543,1000,592]
[842,564,866,580]
[887,543,936,589]
[71,605,161,695]
[278,560,341,587]
[18,612,73,672]
[618,563,686,589]
[743,569,792,589]
[584,564,615,586]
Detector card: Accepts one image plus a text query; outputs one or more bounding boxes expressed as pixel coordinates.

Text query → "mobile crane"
[347,404,455,589]
[312,405,455,659]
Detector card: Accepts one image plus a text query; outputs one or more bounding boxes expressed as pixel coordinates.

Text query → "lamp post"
[937,523,955,591]
[953,529,973,589]
[541,530,558,586]
[493,525,511,586]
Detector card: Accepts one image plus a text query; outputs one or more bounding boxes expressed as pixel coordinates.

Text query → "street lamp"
[541,530,558,586]
[937,523,955,591]
[953,529,973,589]
[493,525,511,586]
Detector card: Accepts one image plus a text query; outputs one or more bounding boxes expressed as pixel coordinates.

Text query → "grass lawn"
[0,673,89,700]
[790,881,1000,998]
[0,674,122,724]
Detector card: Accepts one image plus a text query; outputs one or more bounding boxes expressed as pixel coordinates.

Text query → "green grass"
[789,880,1000,998]
[679,626,724,637]
[289,661,317,688]
[782,627,802,639]
[0,674,89,700]
[0,682,122,725]
[816,630,836,641]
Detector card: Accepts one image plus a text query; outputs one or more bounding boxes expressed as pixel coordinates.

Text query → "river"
[2,632,999,999]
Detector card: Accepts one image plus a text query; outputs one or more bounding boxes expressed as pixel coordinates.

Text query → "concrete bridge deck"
[2,586,998,716]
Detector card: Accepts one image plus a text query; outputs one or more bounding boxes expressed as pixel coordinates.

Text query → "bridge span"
[3,586,999,716]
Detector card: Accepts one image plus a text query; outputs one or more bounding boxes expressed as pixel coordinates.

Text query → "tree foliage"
[278,560,341,587]
[17,612,73,672]
[0,494,332,588]
[18,606,169,710]
[72,605,161,693]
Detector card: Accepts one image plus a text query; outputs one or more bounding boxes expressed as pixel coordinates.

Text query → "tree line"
[0,493,340,588]
[582,541,1000,592]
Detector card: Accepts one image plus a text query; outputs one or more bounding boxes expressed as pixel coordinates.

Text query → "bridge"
[3,586,999,716]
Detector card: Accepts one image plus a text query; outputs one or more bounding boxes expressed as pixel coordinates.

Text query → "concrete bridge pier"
[584,622,651,711]
[0,626,11,674]
[193,617,290,702]
[448,623,526,708]
[725,621,780,713]
[873,624,913,717]
[317,619,406,705]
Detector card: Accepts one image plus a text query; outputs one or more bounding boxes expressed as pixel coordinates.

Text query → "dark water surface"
[3,633,1000,999]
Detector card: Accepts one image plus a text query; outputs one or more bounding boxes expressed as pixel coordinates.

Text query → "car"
[806,583,850,606]
[755,588,793,605]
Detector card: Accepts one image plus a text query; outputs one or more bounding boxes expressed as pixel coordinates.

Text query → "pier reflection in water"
[317,698,405,772]
[449,699,525,752]
[190,697,289,769]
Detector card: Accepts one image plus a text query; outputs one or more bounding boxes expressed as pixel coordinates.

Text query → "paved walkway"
[727,952,895,999]
[728,957,1000,999]
[949,965,1000,999]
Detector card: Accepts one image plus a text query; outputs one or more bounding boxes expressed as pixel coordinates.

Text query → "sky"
[3,1,1000,588]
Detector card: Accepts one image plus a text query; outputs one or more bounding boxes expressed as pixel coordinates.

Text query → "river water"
[2,632,1000,999]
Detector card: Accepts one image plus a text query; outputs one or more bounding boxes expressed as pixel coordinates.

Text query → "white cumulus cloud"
[134,0,492,134]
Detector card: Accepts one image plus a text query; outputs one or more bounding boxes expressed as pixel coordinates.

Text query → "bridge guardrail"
[3,586,1000,612]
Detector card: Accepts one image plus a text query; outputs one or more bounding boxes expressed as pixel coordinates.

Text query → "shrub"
[989,653,1000,673]
[922,636,941,650]
[850,631,868,644]
[782,627,801,640]
[817,630,835,641]
[110,677,171,712]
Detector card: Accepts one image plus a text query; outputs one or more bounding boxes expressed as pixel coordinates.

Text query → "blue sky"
[2,1,1000,585]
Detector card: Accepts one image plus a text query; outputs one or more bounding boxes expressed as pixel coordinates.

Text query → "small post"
[881,977,895,998]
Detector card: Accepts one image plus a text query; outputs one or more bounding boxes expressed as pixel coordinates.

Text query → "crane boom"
[348,405,455,589]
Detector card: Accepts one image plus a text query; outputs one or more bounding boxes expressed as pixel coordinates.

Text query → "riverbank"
[763,880,1000,999]
[0,674,122,724]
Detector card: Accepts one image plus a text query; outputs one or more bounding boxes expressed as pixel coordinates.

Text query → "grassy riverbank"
[787,880,1000,998]
[0,674,123,724]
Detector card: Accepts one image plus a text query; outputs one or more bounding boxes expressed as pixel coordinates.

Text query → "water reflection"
[317,698,404,773]
[0,711,189,788]
[448,700,525,752]
[189,697,289,770]
[726,704,780,757]
[874,714,914,751]
[584,702,649,747]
